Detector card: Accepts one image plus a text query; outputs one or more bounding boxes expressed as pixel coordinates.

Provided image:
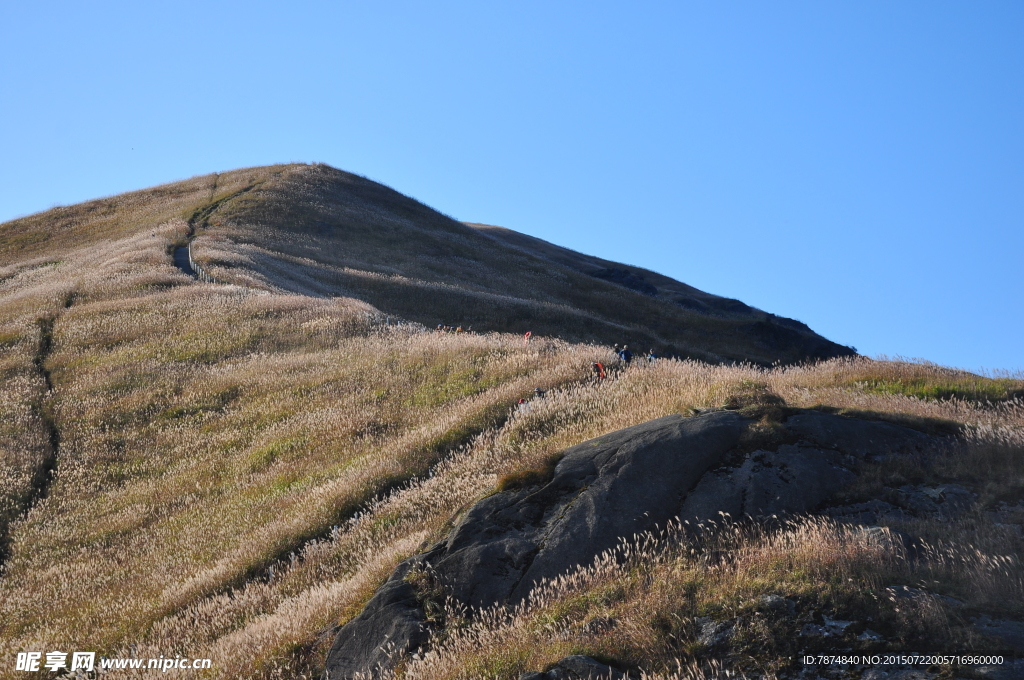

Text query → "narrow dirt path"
[173,180,261,281]
[173,245,196,277]
[1,309,66,564]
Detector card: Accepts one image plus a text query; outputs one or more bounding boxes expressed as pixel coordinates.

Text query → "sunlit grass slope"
[0,221,602,674]
[0,168,271,267]
[5,296,595,648]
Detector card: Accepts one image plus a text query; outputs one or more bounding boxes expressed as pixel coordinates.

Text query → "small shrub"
[722,380,788,422]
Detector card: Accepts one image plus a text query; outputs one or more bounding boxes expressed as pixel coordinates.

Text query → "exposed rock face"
[678,444,856,522]
[678,412,933,525]
[425,411,747,610]
[321,574,429,680]
[973,615,1024,652]
[323,409,942,679]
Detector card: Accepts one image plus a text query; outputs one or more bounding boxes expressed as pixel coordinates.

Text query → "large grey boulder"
[678,410,938,527]
[679,444,856,522]
[325,411,747,679]
[426,410,748,609]
[973,615,1024,652]
[324,409,943,679]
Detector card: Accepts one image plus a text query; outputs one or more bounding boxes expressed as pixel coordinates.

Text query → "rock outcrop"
[322,574,430,679]
[422,411,748,611]
[323,409,942,679]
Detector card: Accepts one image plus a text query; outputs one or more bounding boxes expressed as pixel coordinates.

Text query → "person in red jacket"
[592,362,606,380]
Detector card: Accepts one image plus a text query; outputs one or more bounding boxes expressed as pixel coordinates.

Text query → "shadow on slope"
[183,164,853,365]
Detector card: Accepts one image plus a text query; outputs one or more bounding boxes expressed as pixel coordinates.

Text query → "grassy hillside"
[0,164,1019,679]
[158,164,856,363]
[467,222,769,317]
[0,163,852,365]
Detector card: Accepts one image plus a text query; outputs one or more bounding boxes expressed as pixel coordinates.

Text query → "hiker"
[534,387,545,398]
[456,326,464,333]
[592,362,606,380]
[647,349,657,364]
[612,343,624,362]
[524,331,532,345]
[618,345,633,364]
[436,324,444,332]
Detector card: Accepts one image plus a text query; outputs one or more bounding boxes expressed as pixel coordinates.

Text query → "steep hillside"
[190,166,853,365]
[0,163,851,365]
[466,222,771,317]
[326,402,1024,679]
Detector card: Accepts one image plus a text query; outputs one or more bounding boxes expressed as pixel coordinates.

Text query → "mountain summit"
[2,163,851,365]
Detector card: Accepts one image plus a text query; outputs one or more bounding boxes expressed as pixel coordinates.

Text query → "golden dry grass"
[0,164,1021,679]
[3,313,1020,679]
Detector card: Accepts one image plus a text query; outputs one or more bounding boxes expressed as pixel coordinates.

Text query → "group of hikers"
[616,344,658,364]
[517,387,546,405]
[438,323,655,388]
[435,324,472,334]
[591,344,657,380]
[514,338,656,409]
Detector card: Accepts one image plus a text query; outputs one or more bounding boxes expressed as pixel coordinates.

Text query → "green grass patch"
[424,400,512,456]
[849,376,1024,403]
[164,331,257,363]
[0,330,23,348]
[404,365,501,408]
[3,231,51,250]
[245,438,305,471]
[246,437,306,472]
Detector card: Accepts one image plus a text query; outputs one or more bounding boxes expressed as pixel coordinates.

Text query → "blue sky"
[2,2,1021,371]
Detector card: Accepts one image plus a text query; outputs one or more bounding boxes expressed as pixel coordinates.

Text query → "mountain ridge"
[1,163,852,366]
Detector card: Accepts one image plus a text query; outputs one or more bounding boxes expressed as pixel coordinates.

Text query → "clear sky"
[2,2,1021,371]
